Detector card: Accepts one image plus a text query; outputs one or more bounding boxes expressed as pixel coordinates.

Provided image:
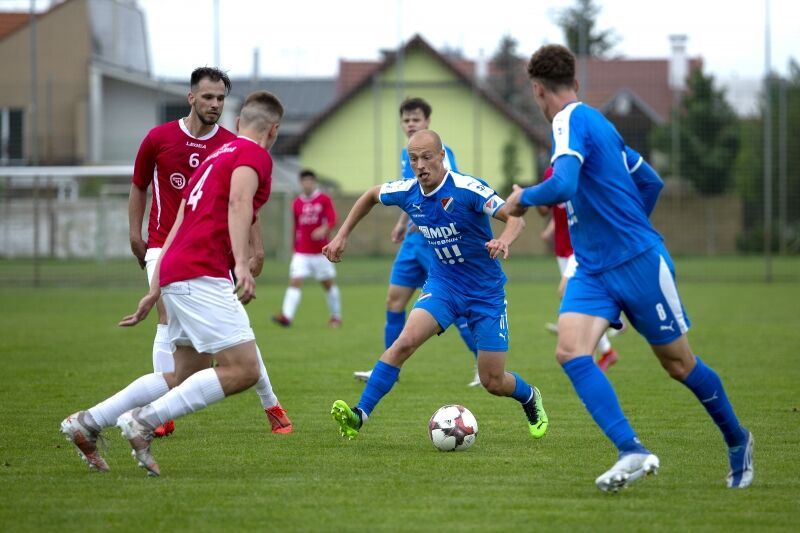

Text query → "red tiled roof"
[338,55,475,97]
[336,60,381,96]
[582,57,703,121]
[0,12,30,40]
[299,35,547,152]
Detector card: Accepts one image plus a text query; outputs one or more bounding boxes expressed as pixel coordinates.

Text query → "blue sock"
[562,355,644,453]
[682,356,747,447]
[357,360,400,416]
[510,372,533,403]
[384,310,405,349]
[454,316,478,359]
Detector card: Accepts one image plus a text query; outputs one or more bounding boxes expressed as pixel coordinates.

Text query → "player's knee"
[555,344,578,365]
[391,335,417,359]
[482,375,505,396]
[162,372,180,389]
[235,362,260,390]
[660,358,692,381]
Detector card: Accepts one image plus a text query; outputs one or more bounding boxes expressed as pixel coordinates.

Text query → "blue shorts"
[389,231,430,288]
[561,242,691,345]
[413,278,508,352]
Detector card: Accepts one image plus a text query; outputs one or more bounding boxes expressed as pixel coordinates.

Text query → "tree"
[499,132,521,197]
[734,60,800,253]
[651,68,741,253]
[556,0,619,57]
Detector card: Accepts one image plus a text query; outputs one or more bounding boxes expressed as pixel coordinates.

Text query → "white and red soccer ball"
[428,404,478,451]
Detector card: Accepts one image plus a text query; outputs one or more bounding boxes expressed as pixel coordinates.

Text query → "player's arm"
[248,219,265,277]
[391,211,409,243]
[323,185,381,263]
[229,166,260,304]
[129,135,156,268]
[485,205,526,259]
[506,155,580,215]
[119,200,185,327]
[540,216,555,242]
[625,146,663,216]
[311,196,336,240]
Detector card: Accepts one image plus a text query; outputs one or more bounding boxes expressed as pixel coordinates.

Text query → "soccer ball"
[428,404,478,451]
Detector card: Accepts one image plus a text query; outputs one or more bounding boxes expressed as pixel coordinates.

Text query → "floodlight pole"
[763,0,773,281]
[30,0,40,286]
[213,0,220,67]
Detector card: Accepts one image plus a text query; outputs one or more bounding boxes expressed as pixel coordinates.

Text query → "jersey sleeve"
[323,194,337,228]
[132,132,157,189]
[624,146,663,216]
[379,178,415,207]
[551,104,588,164]
[458,177,505,216]
[400,148,415,179]
[443,144,459,173]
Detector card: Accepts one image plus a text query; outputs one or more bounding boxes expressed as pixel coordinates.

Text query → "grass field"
[1,258,799,531]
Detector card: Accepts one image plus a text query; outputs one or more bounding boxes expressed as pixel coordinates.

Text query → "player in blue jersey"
[506,44,753,491]
[325,129,548,441]
[353,97,481,387]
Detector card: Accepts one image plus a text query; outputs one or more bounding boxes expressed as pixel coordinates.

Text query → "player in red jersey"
[60,92,286,476]
[537,166,620,372]
[127,68,290,437]
[272,169,341,328]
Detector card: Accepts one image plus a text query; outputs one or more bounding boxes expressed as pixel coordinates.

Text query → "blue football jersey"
[551,102,662,272]
[379,170,506,295]
[400,143,459,237]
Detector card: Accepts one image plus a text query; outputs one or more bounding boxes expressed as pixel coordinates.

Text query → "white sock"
[282,287,302,320]
[254,344,278,408]
[139,368,225,427]
[87,373,169,429]
[597,333,612,354]
[152,324,174,373]
[326,284,342,319]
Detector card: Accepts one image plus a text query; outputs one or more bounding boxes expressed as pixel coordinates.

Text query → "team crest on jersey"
[440,197,454,212]
[170,172,187,189]
[484,197,499,211]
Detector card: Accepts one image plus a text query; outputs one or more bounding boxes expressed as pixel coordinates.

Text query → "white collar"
[179,118,220,140]
[420,170,450,197]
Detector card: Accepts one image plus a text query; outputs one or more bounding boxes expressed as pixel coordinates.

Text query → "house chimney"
[475,48,488,86]
[668,34,688,92]
[252,48,260,84]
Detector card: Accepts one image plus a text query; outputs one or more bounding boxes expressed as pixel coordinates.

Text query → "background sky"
[134,0,797,81]
[5,0,798,80]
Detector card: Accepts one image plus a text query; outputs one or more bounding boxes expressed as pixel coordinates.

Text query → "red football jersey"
[132,120,236,248]
[159,137,272,286]
[293,190,337,254]
[542,167,574,258]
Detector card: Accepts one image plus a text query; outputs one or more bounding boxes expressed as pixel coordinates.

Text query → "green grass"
[1,263,799,531]
[1,254,799,286]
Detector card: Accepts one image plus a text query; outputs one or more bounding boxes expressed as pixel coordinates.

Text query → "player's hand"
[504,185,529,217]
[130,236,147,269]
[323,235,347,263]
[119,290,159,327]
[248,255,264,277]
[311,226,328,241]
[390,222,406,244]
[485,238,510,260]
[233,263,256,304]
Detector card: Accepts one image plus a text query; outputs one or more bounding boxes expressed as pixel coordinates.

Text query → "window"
[1,108,24,164]
[161,102,187,124]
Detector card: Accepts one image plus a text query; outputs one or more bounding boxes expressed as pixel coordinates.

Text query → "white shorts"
[161,276,254,354]
[556,254,578,279]
[289,252,336,281]
[145,247,162,286]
